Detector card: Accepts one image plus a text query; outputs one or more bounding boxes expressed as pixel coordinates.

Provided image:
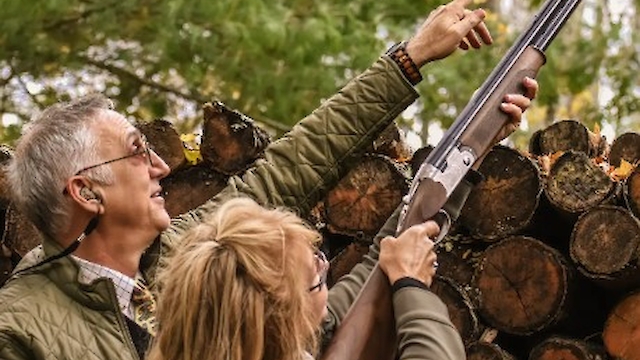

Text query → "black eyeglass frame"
[308,250,329,292]
[74,135,154,176]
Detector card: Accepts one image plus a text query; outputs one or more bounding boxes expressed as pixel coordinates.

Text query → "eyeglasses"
[74,135,154,176]
[308,250,329,292]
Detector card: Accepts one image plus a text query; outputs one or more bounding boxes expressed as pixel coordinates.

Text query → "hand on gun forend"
[495,76,539,143]
[379,221,441,287]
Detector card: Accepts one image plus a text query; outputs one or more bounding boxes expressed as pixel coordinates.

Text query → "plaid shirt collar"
[71,255,138,319]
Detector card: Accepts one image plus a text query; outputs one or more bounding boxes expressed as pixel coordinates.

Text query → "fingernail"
[504,95,511,102]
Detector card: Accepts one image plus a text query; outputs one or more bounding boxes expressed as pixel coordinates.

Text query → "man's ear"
[65,177,103,211]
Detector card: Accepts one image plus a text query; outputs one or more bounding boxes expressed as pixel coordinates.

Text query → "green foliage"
[0,0,637,150]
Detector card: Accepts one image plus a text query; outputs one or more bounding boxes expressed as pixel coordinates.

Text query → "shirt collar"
[71,255,137,319]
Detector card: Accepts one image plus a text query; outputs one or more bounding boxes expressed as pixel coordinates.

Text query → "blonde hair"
[148,197,322,360]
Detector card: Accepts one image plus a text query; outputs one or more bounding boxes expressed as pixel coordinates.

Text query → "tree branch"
[43,2,121,31]
[79,55,291,133]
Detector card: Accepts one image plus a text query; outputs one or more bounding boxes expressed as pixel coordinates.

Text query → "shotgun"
[320,1,583,359]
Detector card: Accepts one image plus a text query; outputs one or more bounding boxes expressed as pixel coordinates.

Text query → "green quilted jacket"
[0,56,465,360]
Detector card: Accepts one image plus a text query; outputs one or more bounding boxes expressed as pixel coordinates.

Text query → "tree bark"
[473,236,570,335]
[459,145,542,241]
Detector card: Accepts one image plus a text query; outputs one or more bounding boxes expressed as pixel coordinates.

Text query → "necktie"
[131,274,158,337]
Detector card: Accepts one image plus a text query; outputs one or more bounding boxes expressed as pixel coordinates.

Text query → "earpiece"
[80,187,100,202]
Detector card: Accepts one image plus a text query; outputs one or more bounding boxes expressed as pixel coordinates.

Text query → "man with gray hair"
[0,0,537,359]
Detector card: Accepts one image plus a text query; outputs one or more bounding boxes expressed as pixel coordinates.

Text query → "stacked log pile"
[1,102,639,359]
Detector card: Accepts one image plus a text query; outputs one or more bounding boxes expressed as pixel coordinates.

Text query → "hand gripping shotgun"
[319,1,583,359]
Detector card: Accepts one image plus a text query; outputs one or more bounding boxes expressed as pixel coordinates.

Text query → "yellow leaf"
[180,133,202,165]
[180,134,198,143]
[183,148,202,165]
[610,159,636,181]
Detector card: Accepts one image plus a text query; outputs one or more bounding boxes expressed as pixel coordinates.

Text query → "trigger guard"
[433,210,451,245]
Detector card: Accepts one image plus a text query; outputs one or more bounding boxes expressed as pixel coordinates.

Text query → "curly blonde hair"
[147,197,322,360]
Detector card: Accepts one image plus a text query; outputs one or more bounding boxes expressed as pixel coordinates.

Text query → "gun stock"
[320,1,582,360]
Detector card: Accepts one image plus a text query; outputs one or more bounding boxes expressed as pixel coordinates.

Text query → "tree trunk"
[544,151,617,215]
[473,236,570,335]
[459,145,542,241]
[323,154,409,238]
[570,205,640,290]
[609,132,640,168]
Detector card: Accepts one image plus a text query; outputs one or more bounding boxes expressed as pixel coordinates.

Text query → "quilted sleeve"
[238,56,417,214]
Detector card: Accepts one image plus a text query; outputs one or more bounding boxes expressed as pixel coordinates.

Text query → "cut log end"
[466,342,516,360]
[603,291,640,360]
[136,119,186,171]
[474,236,569,335]
[430,276,482,346]
[529,336,607,360]
[324,155,408,237]
[460,145,542,240]
[545,151,615,214]
[160,166,228,218]
[201,101,271,175]
[609,132,640,168]
[570,206,640,276]
[625,168,640,219]
[534,119,599,157]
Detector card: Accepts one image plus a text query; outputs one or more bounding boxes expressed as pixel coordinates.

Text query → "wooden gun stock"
[320,1,581,360]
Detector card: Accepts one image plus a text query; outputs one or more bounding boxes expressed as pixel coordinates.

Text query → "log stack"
[0,104,638,359]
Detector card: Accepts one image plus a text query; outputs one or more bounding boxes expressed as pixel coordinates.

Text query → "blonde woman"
[147,196,464,360]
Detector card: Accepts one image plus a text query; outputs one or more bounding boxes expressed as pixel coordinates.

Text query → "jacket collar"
[11,235,161,310]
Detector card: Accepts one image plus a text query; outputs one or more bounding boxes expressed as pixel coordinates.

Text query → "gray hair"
[8,94,116,239]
